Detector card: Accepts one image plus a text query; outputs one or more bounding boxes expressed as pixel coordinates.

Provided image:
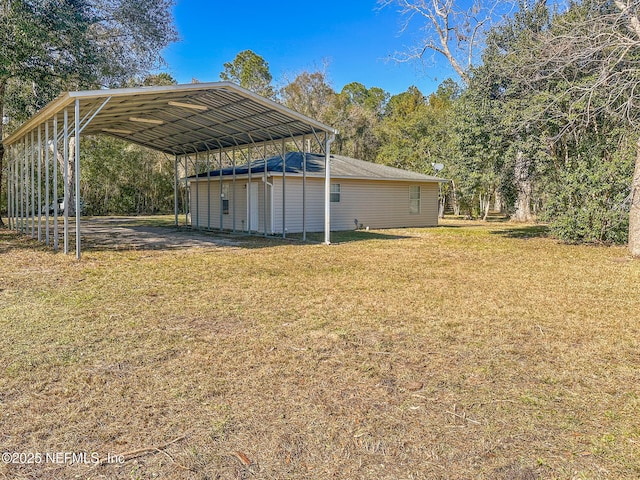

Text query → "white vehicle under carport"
[41,197,85,215]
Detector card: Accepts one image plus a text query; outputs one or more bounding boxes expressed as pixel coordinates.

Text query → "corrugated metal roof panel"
[2,82,338,155]
[190,152,448,182]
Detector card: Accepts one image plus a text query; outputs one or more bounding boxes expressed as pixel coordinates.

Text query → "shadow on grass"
[4,216,414,254]
[490,225,550,239]
[0,228,60,256]
[288,229,411,244]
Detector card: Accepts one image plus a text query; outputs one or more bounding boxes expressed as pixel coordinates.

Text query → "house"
[188,152,447,234]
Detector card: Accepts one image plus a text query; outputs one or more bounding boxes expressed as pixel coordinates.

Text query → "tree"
[324,83,389,162]
[381,0,545,222]
[81,136,177,215]
[279,70,336,121]
[220,50,275,99]
[142,73,179,87]
[506,0,640,253]
[378,0,513,82]
[0,0,177,224]
[376,86,429,170]
[451,74,514,219]
[476,0,552,222]
[541,126,635,244]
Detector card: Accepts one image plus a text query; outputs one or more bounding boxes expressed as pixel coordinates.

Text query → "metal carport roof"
[2,82,338,154]
[2,82,338,258]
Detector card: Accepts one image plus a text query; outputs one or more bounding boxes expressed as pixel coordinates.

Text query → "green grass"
[1,218,639,479]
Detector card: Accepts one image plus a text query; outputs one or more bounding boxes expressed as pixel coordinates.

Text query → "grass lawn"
[1,218,639,479]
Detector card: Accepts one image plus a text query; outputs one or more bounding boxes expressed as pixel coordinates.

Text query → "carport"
[2,82,338,259]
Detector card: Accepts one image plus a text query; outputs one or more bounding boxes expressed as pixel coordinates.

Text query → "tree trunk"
[451,180,460,216]
[438,184,445,218]
[629,138,640,257]
[513,150,534,222]
[494,190,503,213]
[482,193,491,221]
[53,138,75,214]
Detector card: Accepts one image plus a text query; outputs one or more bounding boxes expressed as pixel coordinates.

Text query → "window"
[409,185,421,214]
[330,183,341,203]
[221,184,229,214]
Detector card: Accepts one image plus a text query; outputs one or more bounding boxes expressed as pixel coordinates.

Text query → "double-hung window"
[409,185,421,214]
[330,183,341,203]
[221,184,229,214]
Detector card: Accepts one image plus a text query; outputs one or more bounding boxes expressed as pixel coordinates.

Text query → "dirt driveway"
[79,216,244,251]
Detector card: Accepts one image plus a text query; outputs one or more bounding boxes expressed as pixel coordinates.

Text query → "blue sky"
[161,0,460,97]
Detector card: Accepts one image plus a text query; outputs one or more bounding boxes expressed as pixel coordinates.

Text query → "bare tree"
[380,0,537,222]
[378,0,513,83]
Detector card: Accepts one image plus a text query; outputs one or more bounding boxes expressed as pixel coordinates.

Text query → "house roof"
[190,152,448,182]
[2,82,338,155]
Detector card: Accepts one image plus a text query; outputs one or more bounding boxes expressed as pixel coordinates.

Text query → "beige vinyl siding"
[329,179,439,230]
[270,177,325,233]
[271,177,439,233]
[190,179,267,232]
[191,176,439,234]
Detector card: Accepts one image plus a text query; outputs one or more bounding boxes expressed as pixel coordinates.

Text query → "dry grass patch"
[1,219,639,479]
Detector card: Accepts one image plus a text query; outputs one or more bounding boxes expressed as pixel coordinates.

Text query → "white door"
[247,182,259,231]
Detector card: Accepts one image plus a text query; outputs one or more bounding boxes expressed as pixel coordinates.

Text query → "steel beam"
[263,145,267,237]
[232,148,236,233]
[53,116,59,251]
[194,151,199,230]
[30,130,35,238]
[183,154,189,226]
[205,149,211,230]
[218,150,223,231]
[7,148,11,231]
[282,137,286,239]
[23,136,27,234]
[63,108,69,254]
[324,135,334,245]
[302,135,307,242]
[45,121,50,246]
[174,154,179,227]
[75,99,81,259]
[37,126,42,242]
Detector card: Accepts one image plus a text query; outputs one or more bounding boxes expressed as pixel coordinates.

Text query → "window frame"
[221,183,230,215]
[409,185,421,214]
[330,183,341,203]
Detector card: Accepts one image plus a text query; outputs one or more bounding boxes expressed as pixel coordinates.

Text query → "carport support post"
[63,108,69,254]
[247,145,252,233]
[219,151,223,231]
[16,145,20,232]
[194,152,199,230]
[23,136,27,234]
[37,126,42,242]
[205,150,210,230]
[184,155,188,227]
[263,145,267,237]
[14,145,19,231]
[30,130,35,238]
[53,116,59,251]
[282,137,286,239]
[75,98,81,260]
[11,148,16,231]
[174,155,178,227]
[6,150,11,231]
[11,147,16,231]
[45,121,50,246]
[13,147,17,231]
[324,134,334,245]
[232,148,236,233]
[302,135,307,242]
